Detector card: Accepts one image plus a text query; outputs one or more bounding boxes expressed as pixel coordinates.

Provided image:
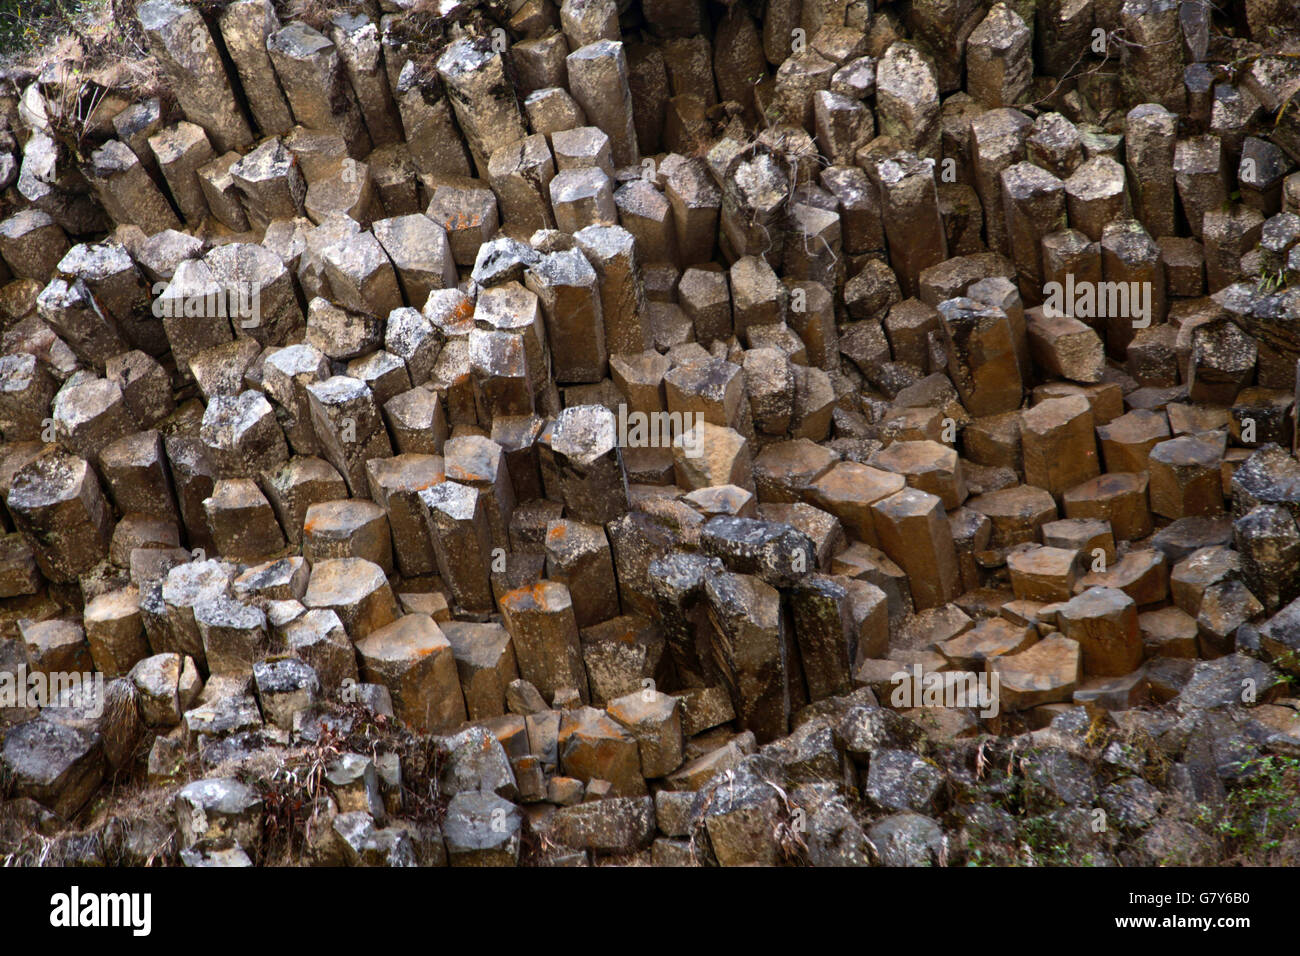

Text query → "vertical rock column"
[267,22,372,159]
[870,488,962,611]
[419,480,495,613]
[720,147,790,266]
[8,452,114,583]
[330,12,403,148]
[136,0,253,152]
[86,141,181,235]
[437,37,529,178]
[1021,395,1101,501]
[875,42,941,160]
[1120,0,1186,113]
[1125,104,1178,238]
[566,40,641,168]
[499,580,590,703]
[305,376,394,495]
[704,571,790,744]
[525,250,608,384]
[148,122,215,226]
[647,552,723,689]
[395,62,474,178]
[662,157,722,266]
[574,224,651,355]
[549,404,630,525]
[971,108,1032,258]
[1065,157,1129,243]
[217,0,295,137]
[1100,219,1166,359]
[788,575,856,701]
[488,135,557,233]
[1001,161,1067,304]
[966,2,1033,108]
[1174,134,1228,238]
[937,297,1023,416]
[868,152,948,299]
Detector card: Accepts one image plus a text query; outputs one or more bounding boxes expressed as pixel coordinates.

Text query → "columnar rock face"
[1058,587,1143,677]
[218,0,294,137]
[870,488,961,611]
[419,481,494,614]
[136,0,253,153]
[149,122,215,226]
[876,43,940,160]
[8,452,113,582]
[2,0,1298,870]
[1001,161,1066,303]
[88,141,181,235]
[1126,104,1178,239]
[548,404,629,524]
[437,38,529,178]
[566,41,640,169]
[331,13,402,149]
[268,23,371,159]
[969,107,1031,257]
[356,613,466,732]
[526,250,607,384]
[703,571,789,744]
[229,139,306,229]
[395,64,473,179]
[499,580,588,704]
[1020,395,1099,501]
[867,153,947,299]
[937,297,1022,415]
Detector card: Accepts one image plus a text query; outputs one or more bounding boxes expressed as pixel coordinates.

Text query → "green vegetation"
[0,0,81,63]
[1202,756,1300,862]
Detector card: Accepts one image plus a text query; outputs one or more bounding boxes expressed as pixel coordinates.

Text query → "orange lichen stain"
[501,580,553,612]
[546,524,567,542]
[499,585,531,610]
[453,298,475,322]
[444,211,482,231]
[450,465,488,482]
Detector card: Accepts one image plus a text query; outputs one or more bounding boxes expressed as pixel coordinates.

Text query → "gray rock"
[1177,654,1283,711]
[438,725,518,800]
[866,811,948,866]
[331,811,417,866]
[551,796,655,853]
[174,777,263,852]
[1,717,105,818]
[442,791,522,866]
[864,748,945,814]
[700,515,817,588]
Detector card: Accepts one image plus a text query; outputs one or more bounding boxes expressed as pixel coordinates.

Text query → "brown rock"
[1057,587,1142,677]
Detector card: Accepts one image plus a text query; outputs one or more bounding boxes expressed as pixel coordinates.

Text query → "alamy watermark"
[50,887,151,936]
[616,404,705,458]
[889,663,1000,718]
[1042,274,1152,328]
[0,667,104,718]
[151,279,261,329]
